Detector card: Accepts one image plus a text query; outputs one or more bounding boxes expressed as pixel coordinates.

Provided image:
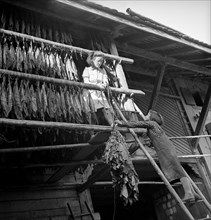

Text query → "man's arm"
[116,120,153,129]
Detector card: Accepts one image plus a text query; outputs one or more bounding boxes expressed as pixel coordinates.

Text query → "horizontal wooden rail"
[0,118,145,133]
[0,69,145,96]
[0,28,133,64]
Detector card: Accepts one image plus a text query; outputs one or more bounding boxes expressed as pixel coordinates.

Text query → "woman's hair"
[86,51,105,66]
[149,110,164,125]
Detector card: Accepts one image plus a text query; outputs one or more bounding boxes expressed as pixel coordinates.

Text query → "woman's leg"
[102,108,114,125]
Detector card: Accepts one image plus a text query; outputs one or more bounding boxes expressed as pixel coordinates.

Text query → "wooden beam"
[147,42,177,51]
[0,118,145,133]
[0,69,145,96]
[117,43,211,76]
[165,49,199,57]
[116,32,149,43]
[109,39,136,111]
[148,63,166,111]
[0,29,134,64]
[47,145,100,183]
[55,0,211,53]
[187,57,211,62]
[192,82,211,149]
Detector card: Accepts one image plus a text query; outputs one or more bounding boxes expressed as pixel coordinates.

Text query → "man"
[115,109,200,203]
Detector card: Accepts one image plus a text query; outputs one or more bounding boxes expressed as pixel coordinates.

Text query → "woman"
[116,109,200,203]
[82,51,115,125]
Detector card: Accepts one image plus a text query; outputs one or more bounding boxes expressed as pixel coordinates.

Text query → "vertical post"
[192,82,211,201]
[109,39,135,111]
[192,83,211,149]
[148,63,166,111]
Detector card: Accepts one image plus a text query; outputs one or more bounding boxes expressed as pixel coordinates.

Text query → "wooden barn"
[0,0,211,219]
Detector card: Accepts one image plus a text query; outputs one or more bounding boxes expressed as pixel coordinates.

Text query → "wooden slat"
[117,43,211,76]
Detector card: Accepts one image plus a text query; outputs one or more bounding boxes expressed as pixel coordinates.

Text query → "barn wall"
[0,184,97,220]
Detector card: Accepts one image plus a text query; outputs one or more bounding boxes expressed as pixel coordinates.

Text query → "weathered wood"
[0,69,145,96]
[165,48,199,57]
[0,143,101,153]
[0,118,145,133]
[110,39,136,111]
[47,143,100,183]
[148,63,166,111]
[117,43,211,76]
[56,0,211,53]
[0,28,133,64]
[192,83,211,149]
[112,100,195,220]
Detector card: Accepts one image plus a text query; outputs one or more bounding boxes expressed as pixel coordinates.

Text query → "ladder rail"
[182,168,211,213]
[113,100,195,220]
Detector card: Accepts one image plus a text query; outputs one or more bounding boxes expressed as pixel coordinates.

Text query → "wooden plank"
[0,198,80,213]
[0,208,68,219]
[148,63,166,111]
[47,145,99,183]
[56,0,211,53]
[0,189,78,202]
[117,43,211,76]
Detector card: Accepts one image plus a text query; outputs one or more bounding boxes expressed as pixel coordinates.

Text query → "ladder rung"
[196,218,211,220]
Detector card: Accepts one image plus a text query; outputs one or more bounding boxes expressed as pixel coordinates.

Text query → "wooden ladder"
[112,99,211,220]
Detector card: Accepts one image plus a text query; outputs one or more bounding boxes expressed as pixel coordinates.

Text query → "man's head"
[146,110,164,125]
[86,51,105,68]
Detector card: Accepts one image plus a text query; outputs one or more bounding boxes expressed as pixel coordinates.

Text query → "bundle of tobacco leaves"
[103,128,139,206]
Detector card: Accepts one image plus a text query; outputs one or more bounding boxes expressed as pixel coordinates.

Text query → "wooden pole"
[0,69,145,96]
[0,28,133,64]
[148,63,166,111]
[0,118,144,133]
[182,168,211,213]
[113,100,195,220]
[0,143,101,153]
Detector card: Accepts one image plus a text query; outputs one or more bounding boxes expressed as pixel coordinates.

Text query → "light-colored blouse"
[82,66,110,111]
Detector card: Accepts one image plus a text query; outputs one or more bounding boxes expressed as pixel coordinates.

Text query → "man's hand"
[114,119,123,126]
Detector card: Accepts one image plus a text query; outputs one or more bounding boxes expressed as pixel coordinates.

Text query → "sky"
[90,0,211,45]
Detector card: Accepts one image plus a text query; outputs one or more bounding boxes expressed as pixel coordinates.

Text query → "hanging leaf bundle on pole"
[103,128,139,205]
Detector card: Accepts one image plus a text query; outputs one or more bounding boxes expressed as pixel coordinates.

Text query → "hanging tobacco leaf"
[103,128,139,206]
